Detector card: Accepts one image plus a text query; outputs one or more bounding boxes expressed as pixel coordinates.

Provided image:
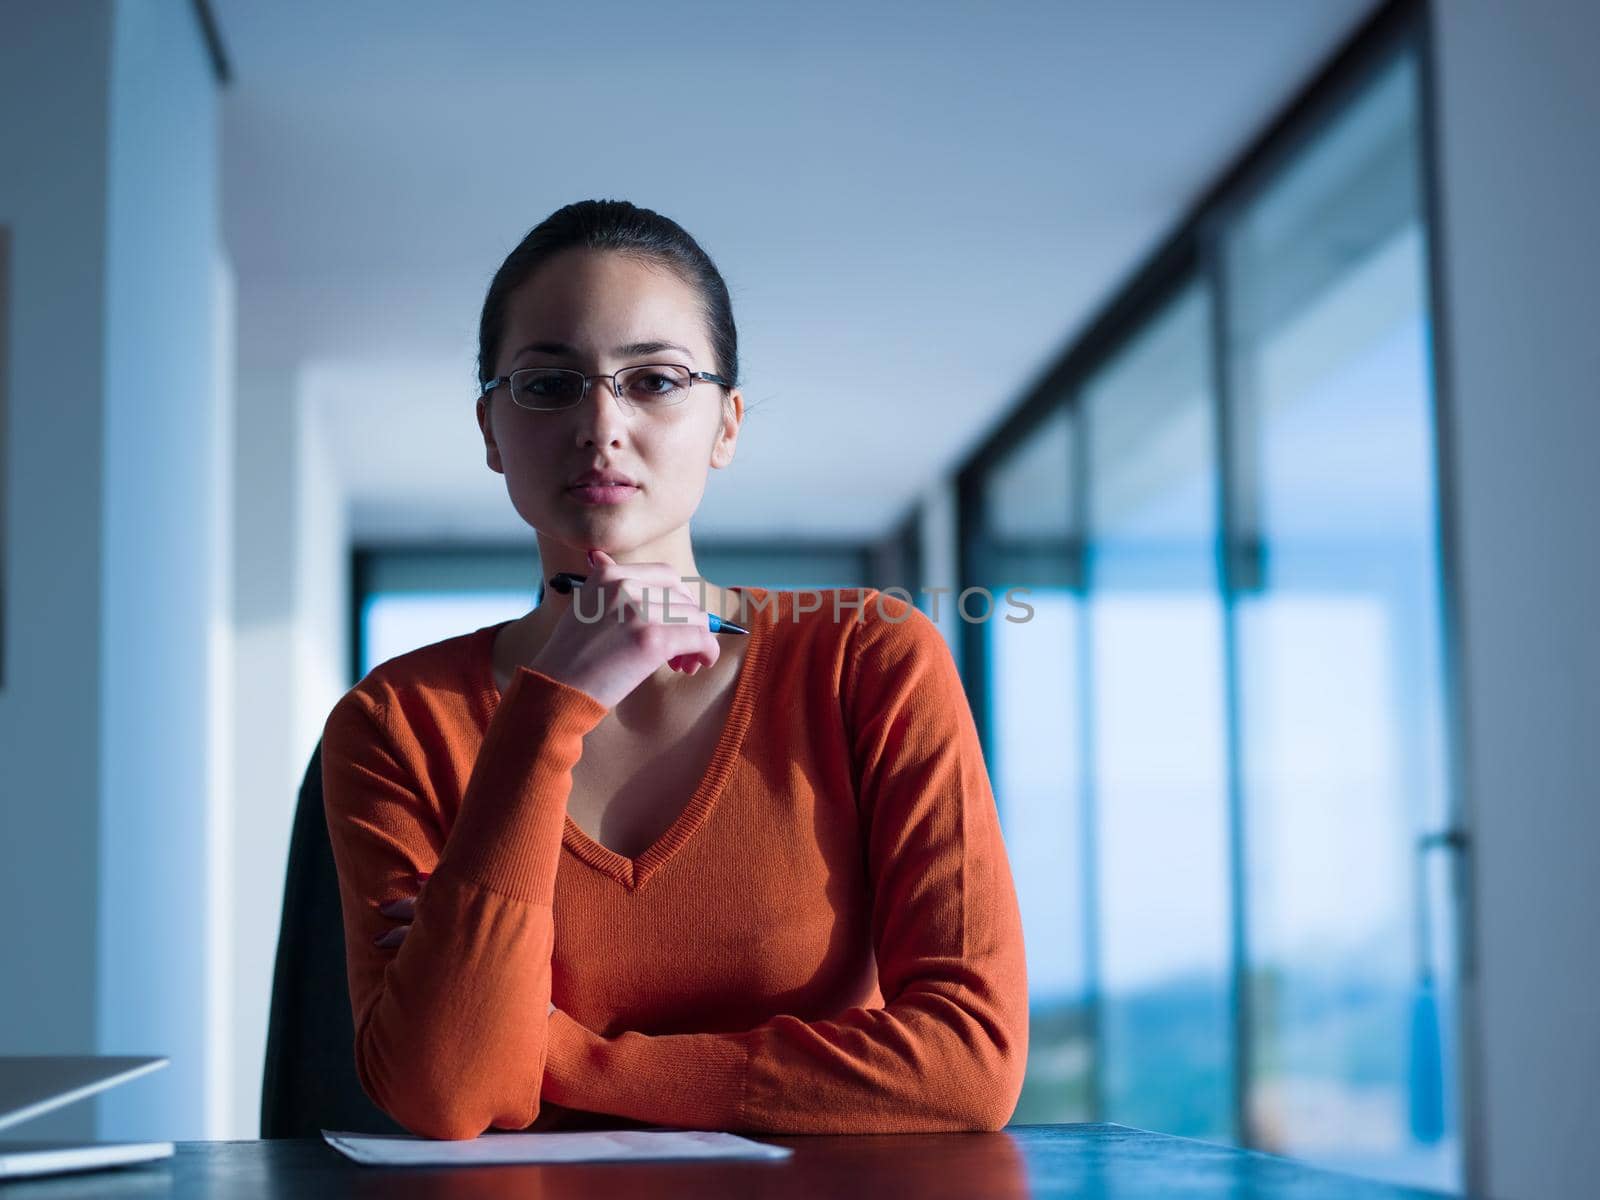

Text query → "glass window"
[979,407,1096,1122]
[1082,281,1233,1141]
[358,550,539,677]
[1224,50,1460,1192]
[963,33,1459,1194]
[362,590,531,677]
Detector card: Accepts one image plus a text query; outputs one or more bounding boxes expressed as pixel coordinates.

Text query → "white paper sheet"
[322,1127,794,1166]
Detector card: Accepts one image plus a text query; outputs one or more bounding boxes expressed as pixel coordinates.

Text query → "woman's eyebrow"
[511,339,694,362]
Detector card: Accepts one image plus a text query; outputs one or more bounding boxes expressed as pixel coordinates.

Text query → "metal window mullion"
[1412,9,1481,1188]
[1070,393,1107,1123]
[1202,209,1257,1151]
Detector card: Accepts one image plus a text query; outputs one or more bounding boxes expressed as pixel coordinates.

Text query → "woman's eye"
[521,374,566,396]
[630,373,676,396]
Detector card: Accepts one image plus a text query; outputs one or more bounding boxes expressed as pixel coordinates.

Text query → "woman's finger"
[588,557,707,621]
[373,924,409,949]
[669,583,713,626]
[614,579,696,625]
[374,872,428,919]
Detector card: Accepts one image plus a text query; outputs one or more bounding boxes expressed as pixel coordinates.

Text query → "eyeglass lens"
[510,364,693,410]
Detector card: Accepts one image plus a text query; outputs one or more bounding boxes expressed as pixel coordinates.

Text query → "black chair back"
[260,738,405,1137]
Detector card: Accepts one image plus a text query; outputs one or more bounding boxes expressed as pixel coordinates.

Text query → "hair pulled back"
[477,199,740,395]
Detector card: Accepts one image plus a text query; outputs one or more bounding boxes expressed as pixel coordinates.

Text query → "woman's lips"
[568,483,638,505]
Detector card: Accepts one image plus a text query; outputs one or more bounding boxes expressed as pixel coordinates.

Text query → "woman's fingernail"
[372,931,388,944]
[414,871,431,882]
[586,549,599,566]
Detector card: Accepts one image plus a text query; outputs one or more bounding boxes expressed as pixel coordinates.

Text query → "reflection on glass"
[1225,51,1460,1192]
[981,408,1095,1122]
[1083,283,1233,1141]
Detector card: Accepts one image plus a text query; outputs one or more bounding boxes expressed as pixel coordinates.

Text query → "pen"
[546,572,751,635]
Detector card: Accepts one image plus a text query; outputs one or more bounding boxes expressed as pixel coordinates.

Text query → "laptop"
[0,1056,174,1180]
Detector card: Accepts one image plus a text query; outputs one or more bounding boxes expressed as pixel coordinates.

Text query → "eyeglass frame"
[479,363,733,411]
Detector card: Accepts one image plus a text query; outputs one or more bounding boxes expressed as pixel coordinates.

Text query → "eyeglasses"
[479,363,732,412]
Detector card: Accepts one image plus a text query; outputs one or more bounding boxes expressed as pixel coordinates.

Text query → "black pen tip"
[547,571,586,594]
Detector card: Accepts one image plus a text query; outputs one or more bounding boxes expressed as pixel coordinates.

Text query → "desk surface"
[0,1123,1457,1198]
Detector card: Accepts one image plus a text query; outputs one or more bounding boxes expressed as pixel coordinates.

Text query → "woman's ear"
[708,389,743,470]
[477,396,504,474]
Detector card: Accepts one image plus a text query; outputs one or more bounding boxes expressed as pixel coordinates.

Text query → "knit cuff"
[543,1009,751,1130]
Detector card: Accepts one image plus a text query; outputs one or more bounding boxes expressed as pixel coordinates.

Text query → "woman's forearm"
[323,666,611,1138]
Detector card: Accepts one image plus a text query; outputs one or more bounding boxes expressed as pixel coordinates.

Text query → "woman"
[320,199,1030,1141]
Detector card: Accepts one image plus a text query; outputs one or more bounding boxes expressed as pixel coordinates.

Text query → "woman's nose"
[573,375,628,441]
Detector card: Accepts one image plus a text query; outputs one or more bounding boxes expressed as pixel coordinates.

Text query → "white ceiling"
[215,0,1381,545]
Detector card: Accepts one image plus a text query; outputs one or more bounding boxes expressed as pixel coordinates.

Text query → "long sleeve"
[321,664,610,1140]
[540,597,1030,1133]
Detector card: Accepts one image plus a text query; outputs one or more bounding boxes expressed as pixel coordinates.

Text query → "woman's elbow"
[356,1048,535,1141]
[971,1027,1028,1131]
[392,1104,485,1142]
[917,1040,1026,1132]
[957,1073,1022,1132]
[374,1084,535,1142]
[971,1087,1019,1133]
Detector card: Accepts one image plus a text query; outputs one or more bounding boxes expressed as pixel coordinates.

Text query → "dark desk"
[0,1124,1458,1197]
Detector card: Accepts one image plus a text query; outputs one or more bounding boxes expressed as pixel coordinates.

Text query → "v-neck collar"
[472,585,777,891]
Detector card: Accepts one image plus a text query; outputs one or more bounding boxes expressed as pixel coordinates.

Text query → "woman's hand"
[375,872,559,1016]
[527,548,721,709]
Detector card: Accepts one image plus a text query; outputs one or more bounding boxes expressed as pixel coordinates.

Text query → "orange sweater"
[320,586,1029,1140]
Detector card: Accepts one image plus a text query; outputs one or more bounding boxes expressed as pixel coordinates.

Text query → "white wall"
[228,363,300,1137]
[205,250,238,1142]
[295,384,351,773]
[0,0,226,1141]
[0,0,114,1143]
[96,0,224,1141]
[1426,2,1600,1199]
[227,357,348,1137]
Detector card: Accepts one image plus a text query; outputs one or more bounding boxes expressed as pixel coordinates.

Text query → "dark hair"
[477,198,740,395]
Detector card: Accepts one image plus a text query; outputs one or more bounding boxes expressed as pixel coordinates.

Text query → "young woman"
[320,199,1030,1141]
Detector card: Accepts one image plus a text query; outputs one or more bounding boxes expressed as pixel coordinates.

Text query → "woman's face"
[476,247,742,558]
